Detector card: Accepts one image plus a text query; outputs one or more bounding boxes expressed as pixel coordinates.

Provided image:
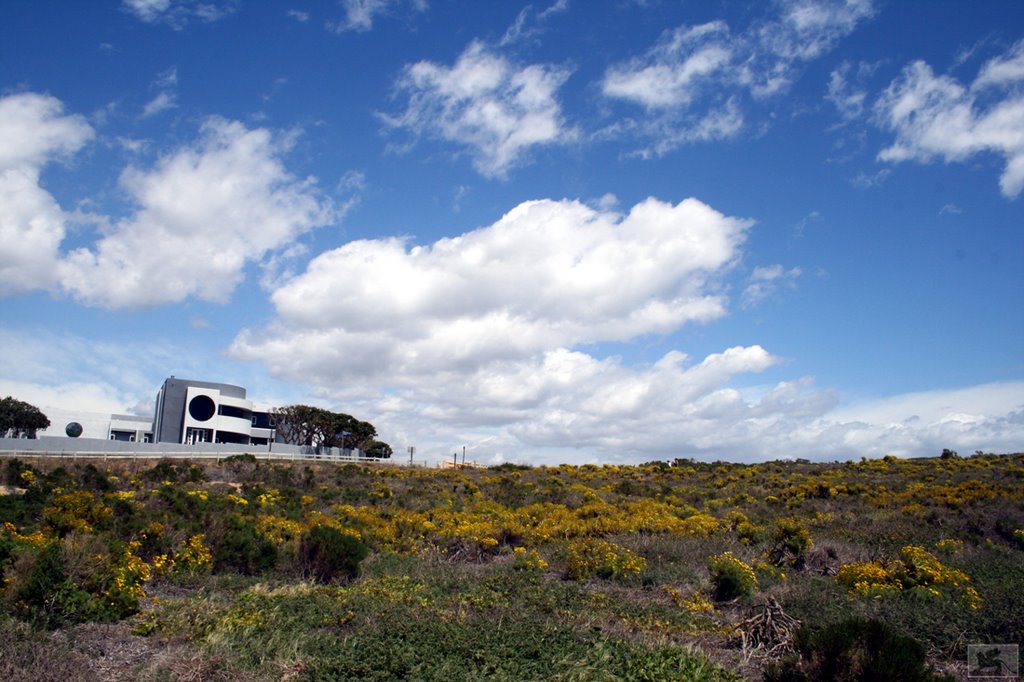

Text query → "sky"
[0,0,1022,466]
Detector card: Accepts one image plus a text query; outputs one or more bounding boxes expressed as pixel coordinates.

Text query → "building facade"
[152,377,275,446]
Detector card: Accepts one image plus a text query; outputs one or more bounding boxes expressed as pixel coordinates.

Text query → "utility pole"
[407,446,415,467]
[462,445,466,467]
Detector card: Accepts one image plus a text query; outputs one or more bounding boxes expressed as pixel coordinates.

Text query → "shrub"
[298,525,368,584]
[564,538,646,581]
[708,551,758,600]
[768,517,813,566]
[764,617,955,682]
[512,547,549,572]
[212,516,278,575]
[836,545,982,609]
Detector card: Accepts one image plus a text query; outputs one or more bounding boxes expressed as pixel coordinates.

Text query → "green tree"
[363,440,393,459]
[0,397,50,439]
[270,405,391,456]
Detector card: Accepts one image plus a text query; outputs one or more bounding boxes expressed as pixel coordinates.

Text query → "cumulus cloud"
[228,195,824,461]
[601,0,874,154]
[329,0,427,33]
[383,41,577,177]
[122,0,237,29]
[874,40,1024,198]
[0,93,94,295]
[58,118,334,308]
[0,92,337,309]
[232,195,750,383]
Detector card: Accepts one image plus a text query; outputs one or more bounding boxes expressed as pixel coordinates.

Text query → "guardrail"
[0,449,423,466]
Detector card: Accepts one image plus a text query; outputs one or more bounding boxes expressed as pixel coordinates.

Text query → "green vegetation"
[0,451,1022,680]
[270,404,391,456]
[0,397,49,439]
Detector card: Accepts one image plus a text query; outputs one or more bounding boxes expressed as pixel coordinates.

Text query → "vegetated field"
[1,452,1022,681]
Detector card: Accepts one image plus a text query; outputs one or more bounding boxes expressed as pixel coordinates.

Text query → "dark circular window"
[65,422,83,438]
[188,395,216,421]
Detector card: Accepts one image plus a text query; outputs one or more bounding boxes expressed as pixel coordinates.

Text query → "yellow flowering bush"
[43,491,114,535]
[512,547,549,572]
[257,488,282,508]
[101,541,152,618]
[176,535,213,574]
[1,522,47,549]
[564,538,646,581]
[664,585,716,614]
[708,552,758,600]
[836,545,982,609]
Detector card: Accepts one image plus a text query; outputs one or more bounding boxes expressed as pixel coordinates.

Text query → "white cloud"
[141,68,178,118]
[232,195,750,385]
[0,93,94,295]
[0,93,336,308]
[383,41,577,178]
[742,264,802,308]
[601,0,874,154]
[826,61,872,123]
[757,0,874,63]
[287,9,310,23]
[141,91,176,118]
[500,0,569,47]
[329,0,427,33]
[123,0,172,23]
[122,0,237,29]
[974,39,1024,89]
[603,22,733,109]
[58,117,334,308]
[229,195,800,461]
[875,40,1024,198]
[850,168,890,189]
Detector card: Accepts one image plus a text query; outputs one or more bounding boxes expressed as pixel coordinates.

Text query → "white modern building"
[151,377,275,446]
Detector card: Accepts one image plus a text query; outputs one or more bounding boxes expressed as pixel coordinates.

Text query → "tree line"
[269,405,393,458]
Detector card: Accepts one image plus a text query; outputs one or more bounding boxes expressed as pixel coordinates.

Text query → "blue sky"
[1,0,1021,465]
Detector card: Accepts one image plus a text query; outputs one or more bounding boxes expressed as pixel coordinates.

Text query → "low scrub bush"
[764,617,954,682]
[708,551,758,600]
[564,538,646,581]
[298,525,368,583]
[212,516,278,575]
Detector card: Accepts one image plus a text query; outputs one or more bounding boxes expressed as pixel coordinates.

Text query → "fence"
[0,436,425,466]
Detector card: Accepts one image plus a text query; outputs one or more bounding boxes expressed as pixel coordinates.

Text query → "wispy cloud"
[141,67,178,118]
[600,0,876,155]
[742,264,802,309]
[121,0,238,30]
[500,0,569,46]
[328,0,427,33]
